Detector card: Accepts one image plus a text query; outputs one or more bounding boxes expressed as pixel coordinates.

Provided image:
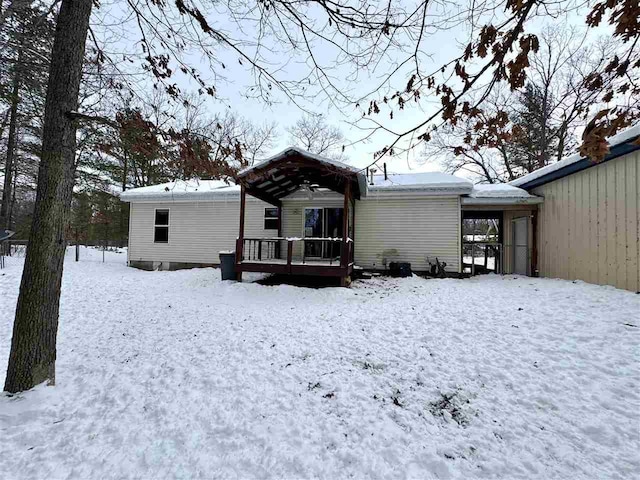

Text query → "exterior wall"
[127,193,464,273]
[354,196,461,272]
[532,150,639,292]
[128,198,273,266]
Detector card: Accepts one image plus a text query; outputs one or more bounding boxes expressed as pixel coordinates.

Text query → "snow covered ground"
[1,247,639,479]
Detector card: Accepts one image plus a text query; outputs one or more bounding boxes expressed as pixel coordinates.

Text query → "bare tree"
[425,89,514,183]
[428,26,628,183]
[525,26,618,163]
[244,122,278,166]
[287,115,345,159]
[358,0,639,164]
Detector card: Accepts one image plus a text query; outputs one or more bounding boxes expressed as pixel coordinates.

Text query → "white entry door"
[512,217,529,275]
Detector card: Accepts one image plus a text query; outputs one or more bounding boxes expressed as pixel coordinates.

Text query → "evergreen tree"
[506,83,559,174]
[0,1,55,230]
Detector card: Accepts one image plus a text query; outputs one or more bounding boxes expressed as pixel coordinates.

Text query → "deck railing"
[241,238,280,262]
[237,237,354,267]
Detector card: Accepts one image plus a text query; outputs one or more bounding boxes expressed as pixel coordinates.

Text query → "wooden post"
[287,240,293,273]
[341,181,350,267]
[484,245,488,269]
[351,198,356,263]
[302,239,306,264]
[237,185,246,282]
[531,208,538,277]
[277,206,282,259]
[340,181,351,286]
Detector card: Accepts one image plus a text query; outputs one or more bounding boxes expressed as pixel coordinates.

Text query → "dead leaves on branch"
[366,0,639,163]
[579,109,636,162]
[169,131,241,179]
[99,108,245,182]
[587,0,640,42]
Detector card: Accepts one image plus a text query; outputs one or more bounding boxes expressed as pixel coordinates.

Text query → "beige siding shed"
[532,150,639,292]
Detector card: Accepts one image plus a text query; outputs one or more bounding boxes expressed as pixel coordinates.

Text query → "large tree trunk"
[4,0,92,393]
[1,60,21,230]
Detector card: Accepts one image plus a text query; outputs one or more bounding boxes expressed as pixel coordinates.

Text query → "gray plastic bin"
[219,251,237,281]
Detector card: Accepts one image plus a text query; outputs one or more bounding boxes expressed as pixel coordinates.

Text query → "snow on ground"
[1,247,639,479]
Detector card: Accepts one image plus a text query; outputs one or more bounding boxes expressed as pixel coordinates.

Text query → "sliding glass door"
[324,208,343,258]
[304,207,344,258]
[304,208,324,257]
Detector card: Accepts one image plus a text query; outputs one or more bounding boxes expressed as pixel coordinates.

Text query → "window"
[264,207,279,230]
[154,209,169,243]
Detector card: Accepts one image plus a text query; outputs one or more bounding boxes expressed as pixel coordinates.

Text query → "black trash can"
[219,251,237,281]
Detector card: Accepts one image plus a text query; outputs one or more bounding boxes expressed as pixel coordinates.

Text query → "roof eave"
[119,191,241,203]
[461,196,543,205]
[515,133,640,190]
[368,185,473,195]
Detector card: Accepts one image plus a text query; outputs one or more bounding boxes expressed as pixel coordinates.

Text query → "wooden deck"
[236,238,354,278]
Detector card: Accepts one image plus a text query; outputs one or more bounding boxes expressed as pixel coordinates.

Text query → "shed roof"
[510,124,640,189]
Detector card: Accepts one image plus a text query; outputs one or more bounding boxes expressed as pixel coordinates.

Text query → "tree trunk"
[8,161,17,228]
[1,60,21,230]
[4,0,93,393]
[500,146,516,181]
[556,122,568,162]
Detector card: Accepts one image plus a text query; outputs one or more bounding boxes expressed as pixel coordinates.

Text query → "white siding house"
[120,152,540,277]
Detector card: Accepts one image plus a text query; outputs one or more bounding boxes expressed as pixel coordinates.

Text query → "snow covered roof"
[120,160,543,203]
[368,172,473,193]
[239,146,361,176]
[462,183,542,205]
[120,172,475,201]
[119,179,240,201]
[511,124,640,188]
[470,183,533,198]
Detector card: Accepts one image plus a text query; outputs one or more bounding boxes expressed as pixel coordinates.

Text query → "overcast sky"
[94,0,600,180]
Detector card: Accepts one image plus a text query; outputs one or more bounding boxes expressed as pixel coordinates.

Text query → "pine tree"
[506,83,559,174]
[0,1,55,230]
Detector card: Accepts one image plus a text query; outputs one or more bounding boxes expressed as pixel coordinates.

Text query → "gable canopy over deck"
[236,147,367,206]
[234,148,366,285]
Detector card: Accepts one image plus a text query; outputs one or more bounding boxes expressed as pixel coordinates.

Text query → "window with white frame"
[264,207,279,230]
[154,209,169,243]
